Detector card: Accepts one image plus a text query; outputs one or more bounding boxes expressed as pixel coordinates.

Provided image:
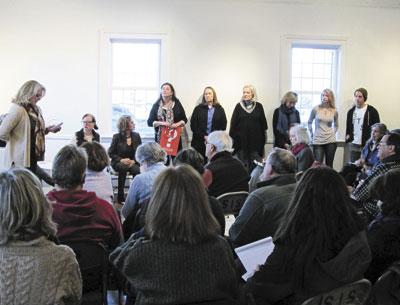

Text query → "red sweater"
[48,189,123,250]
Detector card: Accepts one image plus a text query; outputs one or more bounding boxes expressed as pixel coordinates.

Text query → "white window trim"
[280,35,347,111]
[98,30,168,135]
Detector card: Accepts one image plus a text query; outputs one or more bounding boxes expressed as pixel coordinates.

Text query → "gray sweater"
[110,235,242,305]
[0,237,82,305]
[308,106,338,145]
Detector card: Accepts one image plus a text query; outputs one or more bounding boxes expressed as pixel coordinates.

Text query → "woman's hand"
[171,121,184,129]
[121,158,135,167]
[46,123,63,134]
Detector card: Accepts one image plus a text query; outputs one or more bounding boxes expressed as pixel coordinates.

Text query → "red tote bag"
[159,126,182,156]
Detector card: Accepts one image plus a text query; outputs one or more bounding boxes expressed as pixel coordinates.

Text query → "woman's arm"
[108,134,121,163]
[0,106,24,141]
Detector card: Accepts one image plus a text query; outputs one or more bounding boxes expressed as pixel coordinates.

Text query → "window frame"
[99,30,168,136]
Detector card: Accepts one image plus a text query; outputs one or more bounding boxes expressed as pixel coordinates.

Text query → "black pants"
[313,143,337,168]
[112,163,140,202]
[28,159,54,186]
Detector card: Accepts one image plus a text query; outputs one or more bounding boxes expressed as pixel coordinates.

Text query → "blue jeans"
[313,143,337,168]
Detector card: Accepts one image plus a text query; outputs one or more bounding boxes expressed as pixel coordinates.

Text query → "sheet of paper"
[235,236,275,281]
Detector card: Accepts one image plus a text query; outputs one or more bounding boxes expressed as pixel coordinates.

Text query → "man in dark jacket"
[229,147,296,247]
[345,88,380,162]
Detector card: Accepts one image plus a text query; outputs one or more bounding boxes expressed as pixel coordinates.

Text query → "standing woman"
[0,80,61,184]
[190,86,227,159]
[108,115,141,204]
[229,85,268,173]
[74,113,100,146]
[147,82,187,154]
[308,88,338,167]
[272,91,300,149]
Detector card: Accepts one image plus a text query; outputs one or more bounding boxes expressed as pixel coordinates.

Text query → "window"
[111,39,161,136]
[291,45,339,123]
[98,32,167,137]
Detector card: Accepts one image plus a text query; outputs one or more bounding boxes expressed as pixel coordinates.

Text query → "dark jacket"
[108,131,142,168]
[48,189,123,250]
[345,105,380,146]
[229,102,268,157]
[291,144,314,173]
[229,174,296,247]
[205,151,250,198]
[147,99,188,142]
[272,107,300,149]
[246,231,371,305]
[366,214,400,283]
[110,236,243,305]
[75,129,100,147]
[190,103,227,157]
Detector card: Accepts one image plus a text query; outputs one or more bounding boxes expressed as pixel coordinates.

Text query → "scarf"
[291,143,307,156]
[276,104,298,136]
[24,103,46,161]
[240,100,256,113]
[156,100,174,142]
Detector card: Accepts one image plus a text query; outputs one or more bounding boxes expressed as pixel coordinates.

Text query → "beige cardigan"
[0,103,31,168]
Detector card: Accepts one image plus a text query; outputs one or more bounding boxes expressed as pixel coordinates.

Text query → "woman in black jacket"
[75,113,100,146]
[190,86,227,159]
[272,91,300,149]
[108,115,141,203]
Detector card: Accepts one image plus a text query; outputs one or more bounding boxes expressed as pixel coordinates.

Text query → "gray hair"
[266,147,296,174]
[207,131,233,153]
[117,115,133,133]
[12,80,46,106]
[52,144,88,189]
[290,125,310,145]
[280,91,298,105]
[371,123,387,135]
[0,168,57,245]
[242,84,258,102]
[135,142,166,165]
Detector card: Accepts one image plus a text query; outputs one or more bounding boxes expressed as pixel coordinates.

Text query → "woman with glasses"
[108,115,142,204]
[74,113,100,146]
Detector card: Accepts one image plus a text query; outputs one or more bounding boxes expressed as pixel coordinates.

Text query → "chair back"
[301,279,371,305]
[217,191,248,216]
[65,241,109,305]
[370,260,400,305]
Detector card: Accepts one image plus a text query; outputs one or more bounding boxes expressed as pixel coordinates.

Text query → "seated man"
[352,132,400,219]
[48,144,123,250]
[229,148,297,247]
[203,131,249,198]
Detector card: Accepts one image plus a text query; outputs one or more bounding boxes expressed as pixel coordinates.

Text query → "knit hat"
[354,88,368,102]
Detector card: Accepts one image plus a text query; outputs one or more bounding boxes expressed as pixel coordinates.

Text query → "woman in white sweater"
[0,80,61,184]
[308,88,338,167]
[0,168,82,305]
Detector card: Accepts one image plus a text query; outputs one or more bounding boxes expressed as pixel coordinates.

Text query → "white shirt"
[352,104,368,145]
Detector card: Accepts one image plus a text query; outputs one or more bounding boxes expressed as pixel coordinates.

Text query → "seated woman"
[111,165,242,305]
[365,169,400,283]
[75,113,100,146]
[289,124,314,173]
[0,168,82,304]
[108,115,141,203]
[246,167,371,305]
[81,141,113,203]
[174,148,226,234]
[122,142,167,220]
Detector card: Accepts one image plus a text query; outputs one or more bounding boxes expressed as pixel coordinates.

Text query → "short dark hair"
[52,145,87,189]
[81,141,109,172]
[369,169,400,217]
[386,132,400,155]
[145,165,219,244]
[173,148,205,174]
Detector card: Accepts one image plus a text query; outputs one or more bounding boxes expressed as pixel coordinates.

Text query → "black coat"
[229,102,268,157]
[75,129,100,146]
[147,99,187,142]
[190,103,227,157]
[345,105,380,147]
[108,131,142,168]
[272,107,300,148]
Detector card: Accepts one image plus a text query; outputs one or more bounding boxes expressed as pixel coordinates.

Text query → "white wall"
[1,0,399,166]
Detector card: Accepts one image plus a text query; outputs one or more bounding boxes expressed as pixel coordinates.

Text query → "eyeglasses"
[81,120,94,124]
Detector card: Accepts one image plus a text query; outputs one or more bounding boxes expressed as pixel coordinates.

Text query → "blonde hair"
[12,80,46,106]
[0,168,57,245]
[320,88,336,108]
[281,91,298,105]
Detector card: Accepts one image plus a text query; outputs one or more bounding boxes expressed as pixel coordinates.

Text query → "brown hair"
[145,165,219,244]
[81,141,109,172]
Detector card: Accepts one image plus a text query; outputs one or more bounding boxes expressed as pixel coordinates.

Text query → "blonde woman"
[0,80,61,184]
[307,89,338,167]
